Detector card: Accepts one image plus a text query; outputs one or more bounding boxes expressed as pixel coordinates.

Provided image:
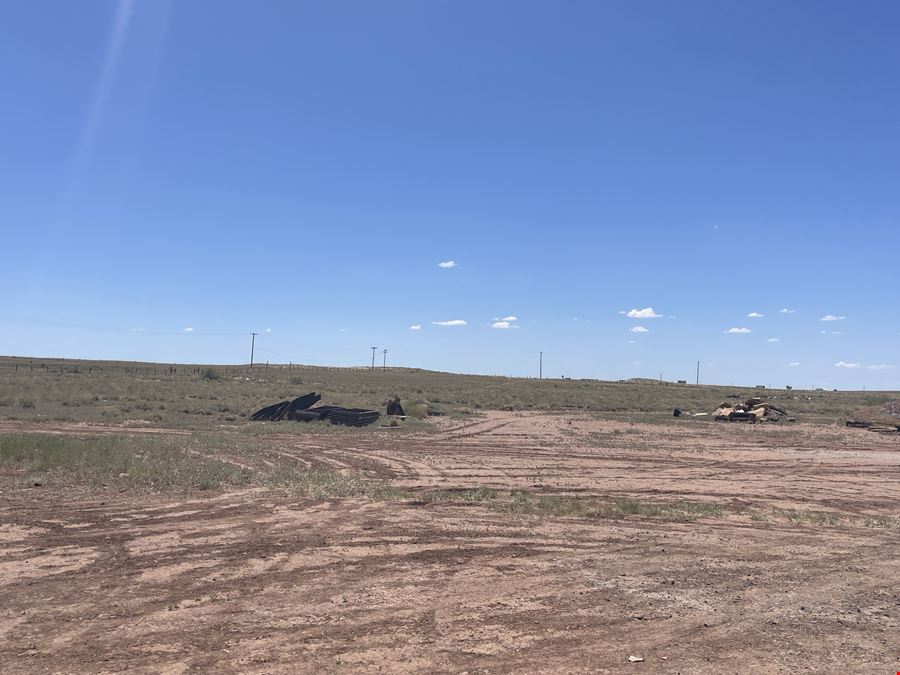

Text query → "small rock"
[627,655,644,663]
[32,481,42,487]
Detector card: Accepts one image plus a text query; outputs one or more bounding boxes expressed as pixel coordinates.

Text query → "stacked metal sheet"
[250,395,379,427]
[250,393,322,421]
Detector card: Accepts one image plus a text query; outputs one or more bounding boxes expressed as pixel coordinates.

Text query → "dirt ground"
[1,412,899,673]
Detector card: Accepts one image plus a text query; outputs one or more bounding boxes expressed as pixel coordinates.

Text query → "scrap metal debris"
[713,397,791,423]
[250,393,322,421]
[386,396,405,416]
[250,392,380,427]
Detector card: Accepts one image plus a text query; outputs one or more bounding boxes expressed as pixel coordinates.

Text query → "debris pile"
[713,397,790,423]
[386,396,405,416]
[251,392,380,427]
[251,393,321,421]
[846,400,900,433]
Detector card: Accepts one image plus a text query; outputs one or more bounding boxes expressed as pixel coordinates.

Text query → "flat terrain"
[2,411,899,673]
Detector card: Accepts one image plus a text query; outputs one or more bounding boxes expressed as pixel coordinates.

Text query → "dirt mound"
[848,399,900,432]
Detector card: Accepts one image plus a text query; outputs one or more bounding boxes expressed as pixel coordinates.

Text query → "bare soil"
[2,412,899,673]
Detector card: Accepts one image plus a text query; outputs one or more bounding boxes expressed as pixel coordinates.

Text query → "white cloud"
[789,362,800,367]
[747,312,764,318]
[834,361,860,369]
[626,307,662,319]
[628,340,635,344]
[437,260,457,268]
[820,314,846,322]
[432,319,467,327]
[767,337,780,343]
[831,331,844,335]
[780,308,796,314]
[491,321,514,329]
[630,326,649,333]
[725,327,752,334]
[617,310,626,315]
[339,328,348,332]
[633,361,642,365]
[409,324,421,331]
[867,364,895,370]
[183,327,194,333]
[497,315,518,322]
[265,328,272,333]
[130,328,143,333]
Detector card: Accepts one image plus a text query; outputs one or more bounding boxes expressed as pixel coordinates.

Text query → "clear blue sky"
[2,0,898,389]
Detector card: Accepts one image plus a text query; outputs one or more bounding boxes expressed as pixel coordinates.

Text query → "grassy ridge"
[1,356,893,428]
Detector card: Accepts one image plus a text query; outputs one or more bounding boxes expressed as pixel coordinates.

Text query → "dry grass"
[1,355,893,429]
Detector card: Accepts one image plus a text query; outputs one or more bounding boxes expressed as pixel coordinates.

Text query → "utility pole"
[382,348,388,370]
[370,346,377,371]
[250,332,259,368]
[539,351,543,380]
[696,360,700,386]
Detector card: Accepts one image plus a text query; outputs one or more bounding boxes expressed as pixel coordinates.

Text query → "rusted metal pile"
[250,393,380,427]
[713,397,790,423]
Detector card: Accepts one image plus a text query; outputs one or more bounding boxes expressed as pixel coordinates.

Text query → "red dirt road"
[1,413,899,673]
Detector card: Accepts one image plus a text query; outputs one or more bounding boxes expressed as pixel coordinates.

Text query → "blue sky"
[1,0,898,389]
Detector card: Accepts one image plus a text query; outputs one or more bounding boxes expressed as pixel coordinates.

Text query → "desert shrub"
[404,400,429,419]
[201,368,220,381]
[17,398,35,409]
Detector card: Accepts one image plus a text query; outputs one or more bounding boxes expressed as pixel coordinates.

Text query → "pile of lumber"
[250,393,380,427]
[714,397,790,423]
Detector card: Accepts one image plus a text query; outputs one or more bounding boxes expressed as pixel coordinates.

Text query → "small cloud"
[617,310,626,315]
[628,340,635,344]
[867,364,895,371]
[432,319,467,327]
[831,331,844,335]
[497,315,518,322]
[725,327,752,334]
[834,361,860,369]
[130,328,143,333]
[633,361,642,365]
[789,362,800,367]
[820,314,846,322]
[339,328,348,332]
[183,327,194,333]
[626,307,662,319]
[437,260,457,268]
[491,321,516,329]
[780,308,796,314]
[767,337,780,343]
[630,326,649,333]
[265,328,272,333]
[747,312,765,318]
[409,325,421,331]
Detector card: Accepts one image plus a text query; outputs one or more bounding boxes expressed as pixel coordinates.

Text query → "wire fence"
[0,360,433,379]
